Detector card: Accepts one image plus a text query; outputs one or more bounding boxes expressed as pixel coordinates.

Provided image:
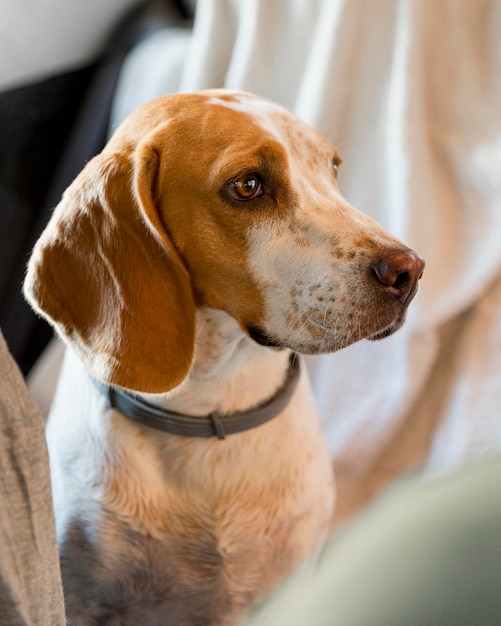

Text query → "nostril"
[370,259,401,288]
[371,250,425,304]
[393,270,410,289]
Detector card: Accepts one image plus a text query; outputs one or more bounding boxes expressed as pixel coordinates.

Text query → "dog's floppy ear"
[24,142,195,394]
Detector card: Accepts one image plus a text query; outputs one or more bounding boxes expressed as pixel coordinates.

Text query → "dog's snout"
[371,250,425,304]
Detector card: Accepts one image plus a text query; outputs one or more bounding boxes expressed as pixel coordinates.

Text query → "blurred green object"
[244,455,501,626]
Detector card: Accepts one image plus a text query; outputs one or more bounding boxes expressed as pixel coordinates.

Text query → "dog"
[24,90,424,625]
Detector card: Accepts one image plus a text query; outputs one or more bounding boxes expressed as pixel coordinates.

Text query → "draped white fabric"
[113,0,501,520]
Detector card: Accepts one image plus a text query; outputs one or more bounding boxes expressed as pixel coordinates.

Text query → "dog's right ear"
[23,145,196,394]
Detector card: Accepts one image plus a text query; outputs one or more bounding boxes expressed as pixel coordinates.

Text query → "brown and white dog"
[24,90,424,625]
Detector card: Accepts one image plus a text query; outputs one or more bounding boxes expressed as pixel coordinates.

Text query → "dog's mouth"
[247,325,285,350]
[247,306,408,353]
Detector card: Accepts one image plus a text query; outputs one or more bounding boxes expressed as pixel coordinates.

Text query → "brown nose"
[371,250,425,304]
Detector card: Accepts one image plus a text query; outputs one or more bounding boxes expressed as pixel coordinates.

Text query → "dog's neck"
[140,308,292,417]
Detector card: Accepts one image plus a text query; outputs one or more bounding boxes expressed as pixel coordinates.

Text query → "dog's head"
[24,90,424,393]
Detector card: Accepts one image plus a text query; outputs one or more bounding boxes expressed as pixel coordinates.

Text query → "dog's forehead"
[205,93,291,145]
[206,92,286,123]
[204,92,333,160]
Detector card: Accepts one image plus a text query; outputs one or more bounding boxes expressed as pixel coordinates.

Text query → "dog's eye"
[332,155,342,178]
[230,174,263,201]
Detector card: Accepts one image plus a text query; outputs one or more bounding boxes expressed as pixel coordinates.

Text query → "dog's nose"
[371,250,425,304]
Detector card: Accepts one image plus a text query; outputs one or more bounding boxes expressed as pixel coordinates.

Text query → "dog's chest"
[61,483,329,625]
[51,361,335,624]
[59,421,334,625]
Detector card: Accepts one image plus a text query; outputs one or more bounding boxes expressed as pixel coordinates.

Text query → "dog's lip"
[366,309,407,340]
[308,306,408,343]
[248,307,407,353]
[247,325,284,349]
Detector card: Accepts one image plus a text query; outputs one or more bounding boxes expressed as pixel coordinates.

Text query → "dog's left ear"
[24,140,196,394]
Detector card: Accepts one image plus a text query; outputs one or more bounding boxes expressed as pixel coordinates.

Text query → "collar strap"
[97,354,300,440]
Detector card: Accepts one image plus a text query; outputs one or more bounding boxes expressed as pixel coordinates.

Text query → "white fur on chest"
[47,309,335,620]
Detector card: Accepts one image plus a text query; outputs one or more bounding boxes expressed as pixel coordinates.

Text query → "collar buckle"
[209,413,226,440]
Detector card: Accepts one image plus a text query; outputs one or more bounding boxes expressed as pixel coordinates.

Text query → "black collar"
[97,354,300,440]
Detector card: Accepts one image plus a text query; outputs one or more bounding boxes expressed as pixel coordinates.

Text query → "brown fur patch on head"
[128,94,303,332]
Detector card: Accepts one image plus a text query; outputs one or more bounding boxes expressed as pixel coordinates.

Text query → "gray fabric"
[0,331,64,625]
[243,455,501,625]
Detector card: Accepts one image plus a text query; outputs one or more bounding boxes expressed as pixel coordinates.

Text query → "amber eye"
[332,155,342,178]
[230,174,263,201]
